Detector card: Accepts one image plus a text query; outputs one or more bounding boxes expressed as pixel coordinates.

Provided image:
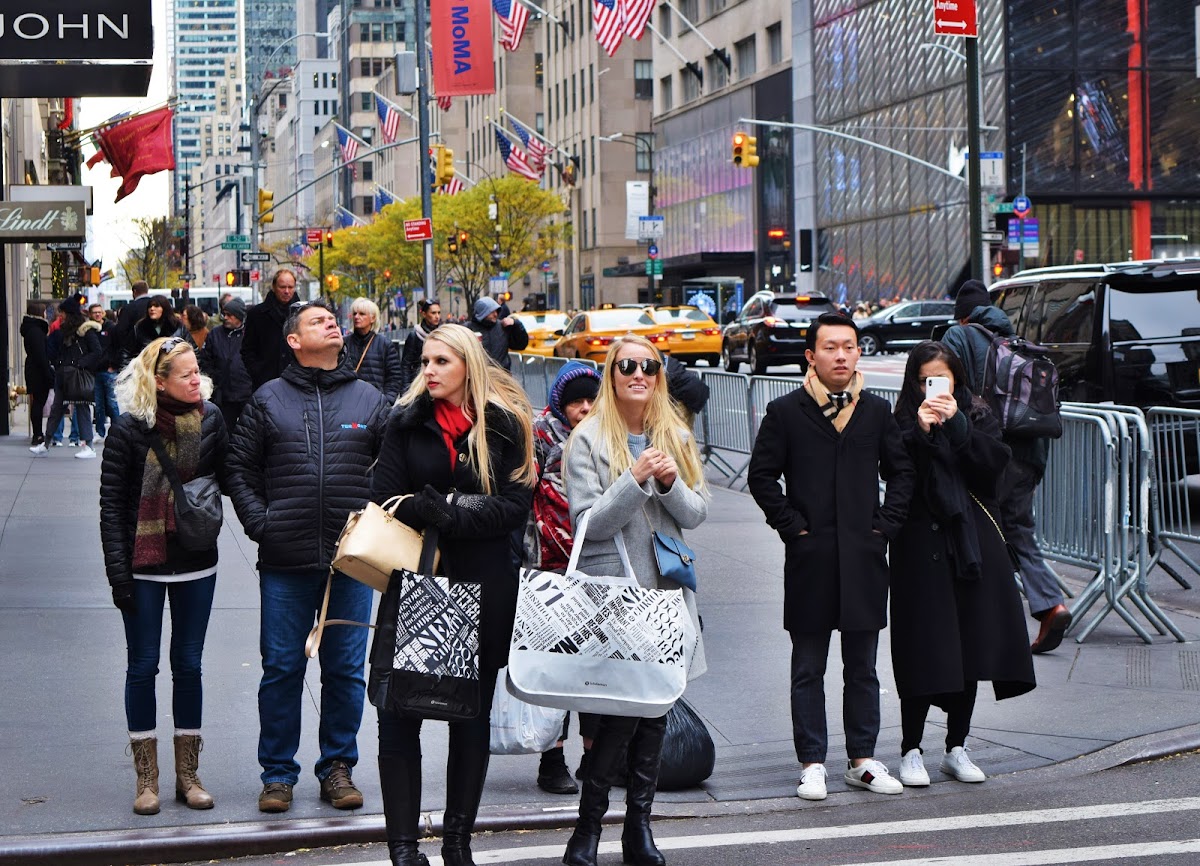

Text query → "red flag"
[88,107,176,202]
[430,0,495,96]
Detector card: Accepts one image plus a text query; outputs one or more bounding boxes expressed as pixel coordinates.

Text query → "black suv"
[721,293,837,374]
[986,260,1200,409]
[856,300,957,355]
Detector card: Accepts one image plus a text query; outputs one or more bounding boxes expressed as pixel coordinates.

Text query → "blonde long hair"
[571,335,707,492]
[398,323,536,493]
[115,337,214,426]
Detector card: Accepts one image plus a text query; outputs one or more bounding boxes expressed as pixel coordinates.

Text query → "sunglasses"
[614,357,662,377]
[289,300,320,313]
[157,336,186,359]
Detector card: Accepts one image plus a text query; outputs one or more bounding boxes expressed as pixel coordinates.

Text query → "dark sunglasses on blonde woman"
[614,358,662,377]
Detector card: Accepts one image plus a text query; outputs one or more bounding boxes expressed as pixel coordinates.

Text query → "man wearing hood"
[197,297,253,430]
[467,296,528,370]
[20,300,54,447]
[242,270,298,390]
[941,280,1071,654]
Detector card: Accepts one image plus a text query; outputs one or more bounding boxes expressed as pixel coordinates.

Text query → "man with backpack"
[941,280,1071,654]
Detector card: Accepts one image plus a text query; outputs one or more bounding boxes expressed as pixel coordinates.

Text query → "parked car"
[649,305,722,366]
[721,293,837,374]
[552,308,670,362]
[513,310,571,356]
[856,299,957,355]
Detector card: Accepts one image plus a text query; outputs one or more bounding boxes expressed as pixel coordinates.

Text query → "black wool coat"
[241,292,293,390]
[197,324,253,406]
[132,316,187,354]
[20,316,53,392]
[343,330,404,403]
[889,405,1036,702]
[747,388,915,633]
[370,394,534,668]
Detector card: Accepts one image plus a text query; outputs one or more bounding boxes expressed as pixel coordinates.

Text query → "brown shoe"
[130,737,160,816]
[258,782,293,813]
[1032,604,1072,654]
[174,734,215,809]
[320,760,364,809]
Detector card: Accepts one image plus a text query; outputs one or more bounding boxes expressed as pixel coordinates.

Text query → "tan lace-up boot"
[174,734,215,809]
[130,737,160,815]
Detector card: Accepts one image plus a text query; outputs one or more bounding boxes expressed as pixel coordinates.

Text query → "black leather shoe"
[539,747,580,795]
[1032,604,1072,654]
[563,827,601,866]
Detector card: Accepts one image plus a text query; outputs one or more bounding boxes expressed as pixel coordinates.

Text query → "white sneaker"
[74,444,97,460]
[941,747,986,783]
[898,749,930,787]
[845,759,904,794]
[92,433,104,445]
[796,764,828,801]
[51,440,64,447]
[29,442,48,456]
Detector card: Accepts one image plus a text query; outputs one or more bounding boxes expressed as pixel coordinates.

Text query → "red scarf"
[433,399,473,471]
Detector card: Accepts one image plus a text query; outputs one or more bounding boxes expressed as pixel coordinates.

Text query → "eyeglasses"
[157,337,185,359]
[289,300,320,313]
[614,357,662,377]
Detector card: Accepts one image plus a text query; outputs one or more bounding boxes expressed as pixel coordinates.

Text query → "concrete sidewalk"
[2,410,1200,865]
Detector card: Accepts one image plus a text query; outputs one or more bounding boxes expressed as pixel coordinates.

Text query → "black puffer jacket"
[343,330,403,403]
[371,394,534,667]
[241,291,293,390]
[227,363,389,572]
[20,315,53,392]
[197,324,253,406]
[467,316,528,370]
[113,296,150,369]
[48,319,105,373]
[99,405,230,591]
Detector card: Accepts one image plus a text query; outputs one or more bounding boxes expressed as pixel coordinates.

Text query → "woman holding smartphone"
[889,341,1035,787]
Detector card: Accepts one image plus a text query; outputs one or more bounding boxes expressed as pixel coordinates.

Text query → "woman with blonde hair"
[562,334,708,866]
[370,323,536,866]
[345,296,403,402]
[99,337,229,816]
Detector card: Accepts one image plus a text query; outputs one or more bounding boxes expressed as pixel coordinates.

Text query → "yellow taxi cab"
[552,308,670,362]
[513,310,572,356]
[649,305,722,366]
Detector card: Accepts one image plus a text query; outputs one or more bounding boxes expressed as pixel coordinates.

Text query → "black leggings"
[900,681,978,754]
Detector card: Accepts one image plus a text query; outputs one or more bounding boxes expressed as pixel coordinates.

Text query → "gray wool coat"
[563,421,708,679]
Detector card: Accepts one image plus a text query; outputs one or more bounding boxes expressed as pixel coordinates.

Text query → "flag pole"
[514,0,570,33]
[373,90,419,125]
[659,0,731,69]
[64,98,180,144]
[497,109,571,160]
[415,0,436,300]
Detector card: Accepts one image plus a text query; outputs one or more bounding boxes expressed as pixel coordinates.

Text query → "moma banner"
[0,1,153,97]
[430,0,495,97]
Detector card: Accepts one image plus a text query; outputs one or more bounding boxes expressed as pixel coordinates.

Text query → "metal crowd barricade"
[521,355,549,410]
[1147,407,1200,586]
[695,370,753,486]
[748,376,802,442]
[866,385,901,409]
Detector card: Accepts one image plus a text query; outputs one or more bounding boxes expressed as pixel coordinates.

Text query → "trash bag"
[657,698,715,791]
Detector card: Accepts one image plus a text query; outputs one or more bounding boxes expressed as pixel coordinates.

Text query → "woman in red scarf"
[99,337,229,816]
[370,324,536,866]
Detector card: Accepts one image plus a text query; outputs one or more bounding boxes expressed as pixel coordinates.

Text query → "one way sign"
[933,0,977,37]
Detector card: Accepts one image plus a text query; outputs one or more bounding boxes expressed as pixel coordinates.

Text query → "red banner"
[430,0,496,97]
[86,107,176,202]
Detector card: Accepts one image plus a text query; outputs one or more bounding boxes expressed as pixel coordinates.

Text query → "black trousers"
[27,383,50,441]
[789,629,881,764]
[900,682,978,754]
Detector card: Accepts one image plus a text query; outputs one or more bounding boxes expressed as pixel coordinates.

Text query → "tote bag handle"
[565,509,637,585]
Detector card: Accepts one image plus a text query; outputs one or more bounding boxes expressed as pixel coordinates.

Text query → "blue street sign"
[647,244,659,259]
[540,260,551,272]
[1013,195,1032,218]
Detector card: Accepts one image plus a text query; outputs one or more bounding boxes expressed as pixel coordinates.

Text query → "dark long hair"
[894,341,990,424]
[139,295,180,335]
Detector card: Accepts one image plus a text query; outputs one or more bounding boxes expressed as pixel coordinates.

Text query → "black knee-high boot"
[441,731,491,866]
[621,714,668,866]
[379,749,428,866]
[564,716,637,866]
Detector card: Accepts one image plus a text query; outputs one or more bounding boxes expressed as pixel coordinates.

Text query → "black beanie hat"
[953,280,990,320]
[559,373,600,409]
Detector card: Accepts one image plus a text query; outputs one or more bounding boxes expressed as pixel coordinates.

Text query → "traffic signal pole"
[414,0,436,300]
[965,37,985,282]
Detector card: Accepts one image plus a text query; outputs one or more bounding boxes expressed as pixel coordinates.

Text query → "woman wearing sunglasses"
[561,335,709,866]
[99,337,229,816]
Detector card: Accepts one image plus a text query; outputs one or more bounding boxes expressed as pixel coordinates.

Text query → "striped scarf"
[803,369,864,434]
[132,399,204,569]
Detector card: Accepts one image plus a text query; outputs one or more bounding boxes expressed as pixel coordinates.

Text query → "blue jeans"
[121,575,217,732]
[258,569,372,785]
[52,408,79,444]
[93,371,120,436]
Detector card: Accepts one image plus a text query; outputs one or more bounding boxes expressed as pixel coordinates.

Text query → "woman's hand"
[916,402,941,433]
[650,450,679,489]
[929,393,958,422]
[631,450,658,484]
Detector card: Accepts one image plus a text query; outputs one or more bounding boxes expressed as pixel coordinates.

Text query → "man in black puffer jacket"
[241,269,298,390]
[197,297,253,430]
[227,299,389,816]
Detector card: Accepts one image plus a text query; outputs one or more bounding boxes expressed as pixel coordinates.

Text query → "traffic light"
[226,270,236,287]
[496,291,512,303]
[732,132,759,168]
[447,234,459,255]
[324,229,334,248]
[458,231,469,247]
[993,261,1005,278]
[258,188,275,224]
[325,274,340,291]
[491,244,502,267]
[438,146,455,187]
[383,269,392,281]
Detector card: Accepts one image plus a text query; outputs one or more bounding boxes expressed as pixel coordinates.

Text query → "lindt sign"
[0,200,86,242]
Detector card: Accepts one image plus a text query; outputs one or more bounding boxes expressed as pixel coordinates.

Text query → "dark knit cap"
[223,297,247,321]
[548,361,602,425]
[953,279,991,320]
[559,373,599,408]
[59,293,86,317]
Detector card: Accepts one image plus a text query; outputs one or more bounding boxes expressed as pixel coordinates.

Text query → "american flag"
[375,186,397,211]
[335,124,359,178]
[495,129,540,181]
[438,177,465,196]
[593,0,624,57]
[622,0,655,39]
[428,45,453,110]
[509,118,548,174]
[492,0,530,51]
[375,94,401,144]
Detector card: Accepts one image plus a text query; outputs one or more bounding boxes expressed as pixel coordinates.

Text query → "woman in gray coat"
[562,334,708,866]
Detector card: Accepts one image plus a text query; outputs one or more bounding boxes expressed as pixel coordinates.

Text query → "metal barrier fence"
[695,370,754,485]
[1147,407,1200,586]
[510,353,598,413]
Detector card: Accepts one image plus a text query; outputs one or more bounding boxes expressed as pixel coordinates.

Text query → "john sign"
[431,0,495,96]
[0,0,153,97]
[0,200,86,242]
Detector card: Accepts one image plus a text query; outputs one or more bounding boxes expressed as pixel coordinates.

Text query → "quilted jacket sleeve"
[99,417,139,589]
[226,395,270,541]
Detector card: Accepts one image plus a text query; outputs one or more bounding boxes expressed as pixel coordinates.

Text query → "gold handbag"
[332,494,439,592]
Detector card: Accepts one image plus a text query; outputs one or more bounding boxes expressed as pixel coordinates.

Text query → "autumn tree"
[118,216,184,289]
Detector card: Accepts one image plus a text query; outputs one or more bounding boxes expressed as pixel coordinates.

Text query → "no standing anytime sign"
[933,0,978,37]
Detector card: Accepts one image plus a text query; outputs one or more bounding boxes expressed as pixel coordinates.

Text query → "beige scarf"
[803,369,864,434]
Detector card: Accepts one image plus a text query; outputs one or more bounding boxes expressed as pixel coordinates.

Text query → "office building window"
[582,209,588,249]
[360,58,372,77]
[680,0,698,20]
[660,76,673,111]
[735,35,756,79]
[634,60,653,100]
[636,133,652,172]
[708,0,726,15]
[362,160,374,181]
[767,23,783,65]
[658,5,671,37]
[682,70,701,102]
[535,53,544,88]
[536,112,544,134]
[362,195,374,214]
[360,92,372,110]
[706,54,728,91]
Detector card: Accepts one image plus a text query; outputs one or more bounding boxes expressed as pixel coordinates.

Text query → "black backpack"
[969,324,1062,439]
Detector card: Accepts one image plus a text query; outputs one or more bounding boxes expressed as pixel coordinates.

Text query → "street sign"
[403,217,433,242]
[647,244,659,259]
[306,228,324,246]
[1007,217,1040,257]
[45,241,83,251]
[241,251,271,262]
[638,215,664,240]
[993,202,1016,214]
[541,261,551,272]
[179,273,197,281]
[933,0,978,37]
[1013,195,1032,219]
[644,259,664,276]
[225,234,250,244]
[981,231,1005,243]
[979,151,1004,189]
[221,241,252,250]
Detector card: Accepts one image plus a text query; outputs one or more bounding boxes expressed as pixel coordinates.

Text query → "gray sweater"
[564,419,708,679]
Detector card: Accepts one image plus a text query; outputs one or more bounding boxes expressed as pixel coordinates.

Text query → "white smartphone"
[925,376,951,400]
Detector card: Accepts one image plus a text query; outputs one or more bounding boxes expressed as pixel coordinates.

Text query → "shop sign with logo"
[0,200,86,241]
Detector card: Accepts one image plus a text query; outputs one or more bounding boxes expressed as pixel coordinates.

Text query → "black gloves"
[112,583,137,616]
[413,484,455,531]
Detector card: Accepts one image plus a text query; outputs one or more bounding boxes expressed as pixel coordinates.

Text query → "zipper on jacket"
[316,387,326,560]
[302,410,313,457]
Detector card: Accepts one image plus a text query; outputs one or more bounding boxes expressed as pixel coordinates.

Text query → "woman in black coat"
[398,298,441,394]
[889,341,1035,788]
[370,323,536,866]
[133,296,186,353]
[344,297,404,403]
[34,294,104,458]
[99,336,229,816]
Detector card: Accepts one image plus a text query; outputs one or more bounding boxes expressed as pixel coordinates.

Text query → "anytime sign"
[0,200,86,242]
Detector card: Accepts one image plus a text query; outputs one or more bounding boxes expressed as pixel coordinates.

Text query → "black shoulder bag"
[148,432,224,551]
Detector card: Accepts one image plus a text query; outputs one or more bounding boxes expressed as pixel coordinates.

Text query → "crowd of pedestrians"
[18,271,1068,866]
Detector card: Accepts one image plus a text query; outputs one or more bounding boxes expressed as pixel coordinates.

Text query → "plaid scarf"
[803,369,864,434]
[132,397,204,569]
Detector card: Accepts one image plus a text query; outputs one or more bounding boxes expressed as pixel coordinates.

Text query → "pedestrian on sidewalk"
[20,299,53,447]
[467,297,528,371]
[344,297,404,403]
[241,269,298,390]
[183,304,210,352]
[524,360,603,796]
[196,298,252,431]
[941,280,1072,653]
[133,296,187,355]
[90,303,121,443]
[747,312,916,802]
[370,324,536,866]
[34,294,103,459]
[889,341,1036,788]
[399,298,441,393]
[46,301,82,447]
[226,299,389,816]
[99,337,229,815]
[112,280,151,370]
[562,334,708,866]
